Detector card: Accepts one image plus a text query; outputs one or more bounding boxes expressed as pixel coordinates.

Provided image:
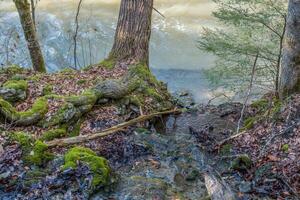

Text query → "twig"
[46,109,181,148]
[236,53,259,133]
[217,130,248,146]
[73,0,83,70]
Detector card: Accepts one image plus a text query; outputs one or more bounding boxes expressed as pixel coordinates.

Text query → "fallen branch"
[217,130,248,147]
[46,109,181,148]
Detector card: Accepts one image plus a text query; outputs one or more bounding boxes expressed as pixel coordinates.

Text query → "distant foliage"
[199,0,288,94]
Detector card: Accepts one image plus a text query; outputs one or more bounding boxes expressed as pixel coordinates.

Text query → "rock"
[0,88,26,102]
[97,98,109,104]
[0,171,10,179]
[239,181,252,193]
[172,90,196,108]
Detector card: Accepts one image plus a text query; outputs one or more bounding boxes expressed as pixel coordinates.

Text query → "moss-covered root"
[0,97,48,126]
[62,147,111,189]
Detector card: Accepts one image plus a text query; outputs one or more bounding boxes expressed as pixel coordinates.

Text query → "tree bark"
[14,0,46,73]
[279,0,300,98]
[109,0,153,66]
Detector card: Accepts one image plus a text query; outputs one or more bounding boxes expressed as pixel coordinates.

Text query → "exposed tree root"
[46,109,181,148]
[0,64,173,141]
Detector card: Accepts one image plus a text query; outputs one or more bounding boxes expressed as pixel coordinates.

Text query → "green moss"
[99,57,116,69]
[40,103,75,128]
[145,88,163,101]
[28,74,42,82]
[220,144,232,155]
[19,97,48,119]
[251,99,269,110]
[282,144,289,153]
[77,79,87,85]
[10,131,33,150]
[0,65,25,75]
[63,146,111,188]
[65,89,97,106]
[242,117,256,130]
[270,99,282,117]
[42,84,53,96]
[231,154,252,171]
[60,68,75,74]
[40,127,67,141]
[129,64,159,85]
[10,133,53,166]
[25,140,53,166]
[23,169,48,187]
[68,119,83,137]
[3,80,28,91]
[0,98,19,119]
[11,74,27,81]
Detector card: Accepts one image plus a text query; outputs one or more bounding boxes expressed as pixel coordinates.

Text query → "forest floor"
[193,94,300,199]
[0,65,299,199]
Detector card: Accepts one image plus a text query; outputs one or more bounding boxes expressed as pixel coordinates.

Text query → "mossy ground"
[10,132,53,166]
[3,80,28,91]
[63,146,111,188]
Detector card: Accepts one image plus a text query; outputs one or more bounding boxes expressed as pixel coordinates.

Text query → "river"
[0,0,216,103]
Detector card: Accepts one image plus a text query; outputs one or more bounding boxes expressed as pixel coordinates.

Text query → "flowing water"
[0,0,217,103]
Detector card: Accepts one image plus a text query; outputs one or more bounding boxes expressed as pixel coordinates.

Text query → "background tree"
[14,0,46,72]
[108,0,153,67]
[279,0,300,98]
[198,0,287,95]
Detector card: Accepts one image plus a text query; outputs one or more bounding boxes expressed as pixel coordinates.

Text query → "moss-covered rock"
[231,154,252,171]
[62,146,111,188]
[0,80,28,102]
[3,80,28,91]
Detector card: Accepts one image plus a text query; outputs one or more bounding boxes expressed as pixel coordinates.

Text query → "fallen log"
[46,108,181,148]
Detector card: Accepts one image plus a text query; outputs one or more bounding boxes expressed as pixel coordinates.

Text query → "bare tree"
[109,0,153,66]
[279,0,300,98]
[14,0,46,72]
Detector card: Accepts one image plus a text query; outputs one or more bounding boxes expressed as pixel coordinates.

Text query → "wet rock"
[172,90,196,108]
[239,181,252,193]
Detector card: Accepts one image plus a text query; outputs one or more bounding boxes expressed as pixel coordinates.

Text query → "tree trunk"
[14,0,46,73]
[109,0,153,66]
[279,0,300,98]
